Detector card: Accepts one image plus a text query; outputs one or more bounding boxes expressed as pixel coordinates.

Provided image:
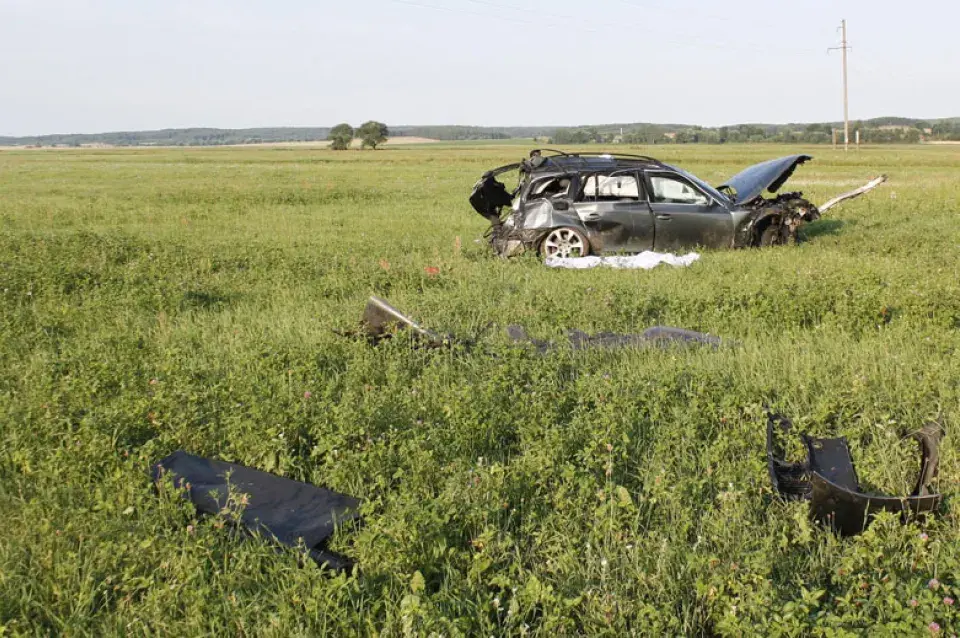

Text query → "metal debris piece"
[766,413,943,536]
[152,451,360,570]
[337,296,453,348]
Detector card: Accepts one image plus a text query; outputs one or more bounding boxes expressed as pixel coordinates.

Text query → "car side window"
[648,174,709,205]
[578,172,641,202]
[528,176,572,200]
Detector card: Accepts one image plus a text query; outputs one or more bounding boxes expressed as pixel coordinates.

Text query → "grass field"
[2,143,960,636]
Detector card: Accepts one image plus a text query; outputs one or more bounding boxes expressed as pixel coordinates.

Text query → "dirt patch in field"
[383,137,439,145]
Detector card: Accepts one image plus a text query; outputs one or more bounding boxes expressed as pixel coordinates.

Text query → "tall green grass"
[1,144,959,635]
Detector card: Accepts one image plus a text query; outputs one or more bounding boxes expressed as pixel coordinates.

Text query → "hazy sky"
[1,0,956,136]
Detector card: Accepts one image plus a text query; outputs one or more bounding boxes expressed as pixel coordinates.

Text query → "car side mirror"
[553,200,569,211]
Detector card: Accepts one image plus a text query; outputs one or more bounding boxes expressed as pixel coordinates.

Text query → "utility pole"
[828,20,851,151]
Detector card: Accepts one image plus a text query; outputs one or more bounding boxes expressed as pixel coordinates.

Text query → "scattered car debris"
[337,297,722,354]
[152,451,360,570]
[470,150,887,259]
[506,324,722,353]
[545,250,700,270]
[335,296,454,348]
[766,413,943,536]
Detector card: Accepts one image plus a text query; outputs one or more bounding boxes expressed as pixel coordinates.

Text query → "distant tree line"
[549,119,960,145]
[3,117,958,147]
[0,127,334,147]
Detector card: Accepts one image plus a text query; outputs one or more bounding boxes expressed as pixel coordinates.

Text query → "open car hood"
[719,154,812,205]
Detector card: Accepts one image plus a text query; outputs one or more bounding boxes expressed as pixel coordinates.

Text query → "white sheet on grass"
[545,251,700,270]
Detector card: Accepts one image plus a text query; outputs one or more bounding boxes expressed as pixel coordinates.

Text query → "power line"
[387,0,820,57]
[613,0,742,27]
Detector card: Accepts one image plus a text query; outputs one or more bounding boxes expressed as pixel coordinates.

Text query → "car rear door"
[574,170,654,253]
[643,170,734,251]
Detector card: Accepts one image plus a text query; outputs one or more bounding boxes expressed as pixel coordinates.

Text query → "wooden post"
[841,19,849,152]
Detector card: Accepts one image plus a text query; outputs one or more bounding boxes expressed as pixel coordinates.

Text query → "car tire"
[757,221,782,247]
[540,227,590,259]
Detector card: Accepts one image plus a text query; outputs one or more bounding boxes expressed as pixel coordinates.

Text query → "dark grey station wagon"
[469,150,820,258]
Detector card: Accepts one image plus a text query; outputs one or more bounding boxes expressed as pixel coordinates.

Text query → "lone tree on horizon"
[327,123,353,150]
[359,121,388,149]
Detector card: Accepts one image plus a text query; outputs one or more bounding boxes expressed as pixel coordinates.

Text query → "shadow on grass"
[181,289,233,311]
[801,218,853,241]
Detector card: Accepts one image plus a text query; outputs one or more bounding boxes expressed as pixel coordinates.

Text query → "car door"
[644,171,734,251]
[574,170,654,253]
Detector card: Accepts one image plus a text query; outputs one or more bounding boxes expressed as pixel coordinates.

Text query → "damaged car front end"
[470,150,883,259]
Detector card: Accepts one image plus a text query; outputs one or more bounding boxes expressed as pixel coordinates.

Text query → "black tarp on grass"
[152,451,360,570]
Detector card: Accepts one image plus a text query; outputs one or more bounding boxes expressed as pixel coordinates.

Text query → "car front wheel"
[540,227,589,259]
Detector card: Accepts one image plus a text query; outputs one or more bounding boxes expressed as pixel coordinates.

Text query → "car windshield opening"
[649,174,709,205]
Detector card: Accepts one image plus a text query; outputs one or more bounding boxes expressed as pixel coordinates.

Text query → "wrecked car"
[469,149,885,258]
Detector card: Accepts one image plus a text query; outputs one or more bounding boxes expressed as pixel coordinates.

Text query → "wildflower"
[929,622,940,633]
[921,533,930,542]
[945,597,955,606]
[303,391,312,399]
[186,524,195,534]
[492,597,500,610]
[600,558,608,568]
[930,579,941,590]
[149,378,158,385]
[910,599,919,607]
[606,443,613,453]
[424,266,440,277]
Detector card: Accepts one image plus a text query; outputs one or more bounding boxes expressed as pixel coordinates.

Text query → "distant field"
[2,143,960,635]
[0,136,441,150]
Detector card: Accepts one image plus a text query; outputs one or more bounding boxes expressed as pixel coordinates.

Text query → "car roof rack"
[529,149,666,168]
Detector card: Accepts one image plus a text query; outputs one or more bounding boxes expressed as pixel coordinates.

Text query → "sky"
[0,0,957,136]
